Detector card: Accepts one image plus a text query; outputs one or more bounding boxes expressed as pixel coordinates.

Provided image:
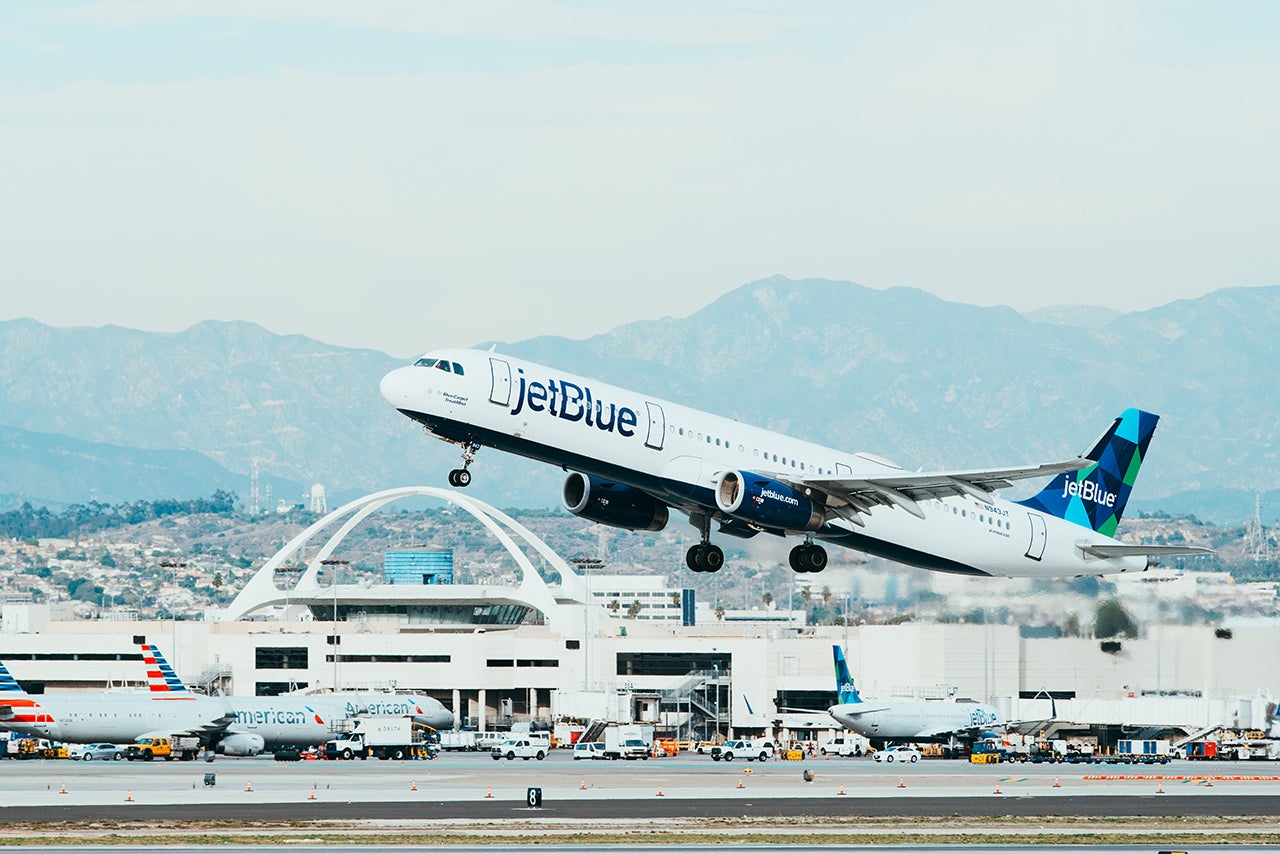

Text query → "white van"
[491,738,547,761]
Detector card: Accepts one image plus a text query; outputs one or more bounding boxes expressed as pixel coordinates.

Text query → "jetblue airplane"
[381,349,1211,577]
[827,645,1002,750]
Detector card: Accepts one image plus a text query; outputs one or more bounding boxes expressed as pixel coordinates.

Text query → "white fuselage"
[0,692,224,743]
[381,349,1148,578]
[829,699,1004,742]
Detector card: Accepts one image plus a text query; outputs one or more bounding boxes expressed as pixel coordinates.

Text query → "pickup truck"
[126,736,201,761]
[710,739,775,762]
[490,738,548,761]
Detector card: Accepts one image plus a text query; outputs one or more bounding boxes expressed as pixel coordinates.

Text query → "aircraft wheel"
[805,545,828,572]
[455,468,471,487]
[703,545,724,572]
[686,545,704,572]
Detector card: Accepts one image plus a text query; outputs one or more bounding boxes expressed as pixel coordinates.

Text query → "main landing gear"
[686,543,725,573]
[789,542,828,574]
[686,514,724,573]
[447,443,480,488]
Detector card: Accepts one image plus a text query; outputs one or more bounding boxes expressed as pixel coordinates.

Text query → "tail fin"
[832,645,861,705]
[1017,408,1158,536]
[140,643,191,695]
[0,659,25,694]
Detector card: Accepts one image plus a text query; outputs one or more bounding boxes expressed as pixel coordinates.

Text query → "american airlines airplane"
[381,350,1211,577]
[0,644,453,755]
[827,645,1003,751]
[0,649,235,749]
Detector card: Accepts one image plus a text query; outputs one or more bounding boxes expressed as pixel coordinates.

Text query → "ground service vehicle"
[490,738,547,761]
[873,745,922,763]
[711,739,774,762]
[71,743,123,761]
[323,716,428,760]
[572,741,605,760]
[820,737,862,757]
[438,731,477,751]
[126,736,201,761]
[602,726,651,760]
[1113,739,1172,764]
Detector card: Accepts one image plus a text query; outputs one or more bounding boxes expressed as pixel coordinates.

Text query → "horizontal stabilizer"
[1077,542,1215,559]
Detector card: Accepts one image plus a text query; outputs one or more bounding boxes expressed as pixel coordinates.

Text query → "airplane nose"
[380,367,414,407]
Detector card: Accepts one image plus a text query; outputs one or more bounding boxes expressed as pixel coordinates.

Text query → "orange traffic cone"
[1053,776,1061,788]
[656,786,664,797]
[837,785,846,796]
[125,790,134,802]
[308,787,317,801]
[994,782,1002,794]
[245,780,253,792]
[580,778,586,791]
[1206,778,1214,788]
[59,782,67,795]
[485,786,493,799]
[737,777,745,789]
[1156,784,1164,794]
[411,780,417,792]
[898,776,905,789]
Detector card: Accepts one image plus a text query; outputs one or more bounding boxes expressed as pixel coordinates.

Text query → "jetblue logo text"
[1060,479,1117,508]
[509,370,638,437]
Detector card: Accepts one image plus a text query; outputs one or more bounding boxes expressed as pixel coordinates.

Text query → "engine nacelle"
[714,470,824,532]
[216,733,265,757]
[562,472,669,532]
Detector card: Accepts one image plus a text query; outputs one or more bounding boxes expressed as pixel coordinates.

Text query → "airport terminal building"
[2,489,1276,745]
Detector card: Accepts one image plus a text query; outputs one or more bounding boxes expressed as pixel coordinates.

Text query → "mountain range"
[2,276,1277,525]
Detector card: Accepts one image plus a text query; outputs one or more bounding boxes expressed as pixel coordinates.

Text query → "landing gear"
[686,514,724,573]
[788,542,828,573]
[686,543,725,573]
[447,442,480,488]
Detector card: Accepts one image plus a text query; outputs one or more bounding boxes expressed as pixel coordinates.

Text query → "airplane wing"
[1077,542,1215,559]
[801,458,1091,520]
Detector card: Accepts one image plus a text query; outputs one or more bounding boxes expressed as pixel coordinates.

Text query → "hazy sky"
[3,1,1277,357]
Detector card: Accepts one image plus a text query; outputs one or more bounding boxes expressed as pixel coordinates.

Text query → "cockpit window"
[435,361,451,373]
[413,358,438,368]
[451,362,464,376]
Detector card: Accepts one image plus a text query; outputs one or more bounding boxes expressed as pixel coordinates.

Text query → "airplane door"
[1024,513,1047,561]
[644,402,665,451]
[835,463,853,476]
[489,358,512,407]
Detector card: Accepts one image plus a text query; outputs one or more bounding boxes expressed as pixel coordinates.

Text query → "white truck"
[438,731,477,752]
[820,736,864,757]
[1114,739,1172,764]
[490,737,548,761]
[323,716,428,761]
[710,738,775,762]
[602,725,652,760]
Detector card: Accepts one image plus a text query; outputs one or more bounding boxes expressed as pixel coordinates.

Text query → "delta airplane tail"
[832,645,861,705]
[141,642,193,696]
[1017,408,1156,537]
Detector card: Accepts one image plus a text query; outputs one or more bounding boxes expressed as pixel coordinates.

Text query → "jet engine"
[714,470,824,532]
[562,472,669,532]
[216,733,265,757]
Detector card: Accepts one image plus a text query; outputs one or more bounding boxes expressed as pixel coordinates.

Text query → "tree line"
[0,490,238,540]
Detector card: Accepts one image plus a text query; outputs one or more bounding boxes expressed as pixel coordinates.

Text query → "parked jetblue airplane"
[381,350,1211,577]
[827,645,1003,751]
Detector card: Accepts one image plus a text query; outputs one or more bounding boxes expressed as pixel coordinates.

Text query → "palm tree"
[762,592,773,609]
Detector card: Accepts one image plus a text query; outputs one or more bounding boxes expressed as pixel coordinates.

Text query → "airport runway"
[2,751,1279,821]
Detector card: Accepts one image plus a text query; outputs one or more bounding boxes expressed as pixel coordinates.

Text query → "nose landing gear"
[447,443,480,488]
[788,542,828,573]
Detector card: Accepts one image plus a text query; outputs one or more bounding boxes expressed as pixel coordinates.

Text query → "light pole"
[320,558,349,691]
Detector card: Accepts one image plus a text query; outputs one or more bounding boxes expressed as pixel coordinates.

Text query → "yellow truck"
[125,736,201,761]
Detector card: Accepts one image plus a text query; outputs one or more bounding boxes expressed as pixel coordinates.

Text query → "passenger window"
[452,362,464,375]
